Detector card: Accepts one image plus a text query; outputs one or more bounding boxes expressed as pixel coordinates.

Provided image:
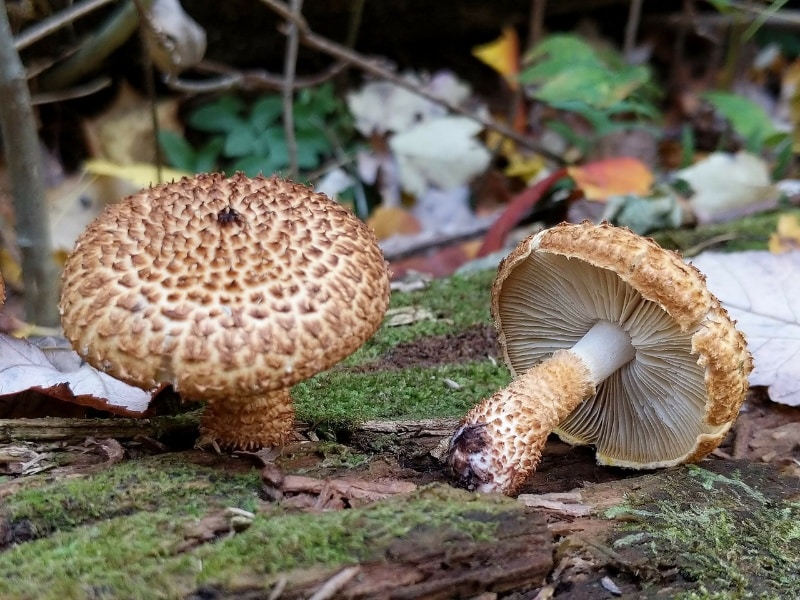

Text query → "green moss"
[609,465,800,599]
[294,359,510,431]
[0,484,519,600]
[2,455,261,537]
[650,208,798,254]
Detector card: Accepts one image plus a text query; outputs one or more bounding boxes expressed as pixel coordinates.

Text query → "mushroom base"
[199,390,295,451]
[447,349,595,495]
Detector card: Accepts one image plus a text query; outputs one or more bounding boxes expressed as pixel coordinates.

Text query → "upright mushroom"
[59,173,390,450]
[447,222,752,495]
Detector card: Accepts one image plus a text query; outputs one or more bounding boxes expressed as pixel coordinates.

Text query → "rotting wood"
[186,507,553,600]
[0,415,458,445]
[0,413,200,443]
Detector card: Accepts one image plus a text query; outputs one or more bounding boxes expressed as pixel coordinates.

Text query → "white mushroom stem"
[447,320,635,495]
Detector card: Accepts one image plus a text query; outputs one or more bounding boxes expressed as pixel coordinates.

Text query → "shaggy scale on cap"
[447,221,752,495]
[59,172,390,449]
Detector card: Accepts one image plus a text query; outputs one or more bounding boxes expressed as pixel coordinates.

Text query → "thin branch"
[14,0,115,51]
[131,0,164,182]
[624,0,643,57]
[0,1,60,326]
[259,0,565,164]
[164,59,346,94]
[529,0,547,48]
[283,0,303,178]
[37,0,156,92]
[30,75,112,105]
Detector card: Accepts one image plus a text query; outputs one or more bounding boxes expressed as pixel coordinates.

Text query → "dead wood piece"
[518,491,593,517]
[202,508,552,599]
[357,418,460,438]
[0,414,199,444]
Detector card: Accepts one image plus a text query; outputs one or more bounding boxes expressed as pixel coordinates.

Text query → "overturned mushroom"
[447,222,752,495]
[59,173,390,450]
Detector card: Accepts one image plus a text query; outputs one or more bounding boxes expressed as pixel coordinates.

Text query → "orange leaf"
[472,27,520,89]
[567,158,654,201]
[366,205,422,240]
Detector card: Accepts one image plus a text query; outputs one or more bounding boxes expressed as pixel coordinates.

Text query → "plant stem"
[0,2,59,326]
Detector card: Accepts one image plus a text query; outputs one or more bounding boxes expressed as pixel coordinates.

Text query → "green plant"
[518,34,661,155]
[159,83,353,177]
[701,90,793,176]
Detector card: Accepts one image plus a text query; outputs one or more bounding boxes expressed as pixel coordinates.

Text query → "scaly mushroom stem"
[199,390,295,451]
[448,320,635,495]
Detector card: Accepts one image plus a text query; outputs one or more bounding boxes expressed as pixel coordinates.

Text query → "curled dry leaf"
[0,334,154,417]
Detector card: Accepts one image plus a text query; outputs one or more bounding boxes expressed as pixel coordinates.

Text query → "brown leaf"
[0,334,154,418]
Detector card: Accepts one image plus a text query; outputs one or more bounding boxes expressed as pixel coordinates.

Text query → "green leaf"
[231,154,285,178]
[299,82,338,115]
[255,127,288,165]
[523,34,598,65]
[223,124,258,158]
[702,90,778,151]
[158,131,196,172]
[194,136,225,172]
[188,96,246,133]
[545,120,590,154]
[249,96,284,131]
[532,64,649,108]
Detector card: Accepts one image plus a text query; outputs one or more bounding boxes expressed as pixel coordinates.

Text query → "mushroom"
[447,221,752,495]
[59,173,390,450]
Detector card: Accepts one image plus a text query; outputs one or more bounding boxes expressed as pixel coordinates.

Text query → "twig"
[37,0,156,92]
[529,0,547,48]
[0,414,201,444]
[131,0,164,182]
[283,0,303,178]
[624,0,643,57]
[14,0,115,51]
[379,214,499,261]
[0,2,60,326]
[30,76,112,105]
[259,0,565,163]
[165,59,346,93]
[308,566,361,600]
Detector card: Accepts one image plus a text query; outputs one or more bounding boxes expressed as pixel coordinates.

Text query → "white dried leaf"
[0,334,152,415]
[388,116,491,197]
[678,152,776,224]
[689,250,800,406]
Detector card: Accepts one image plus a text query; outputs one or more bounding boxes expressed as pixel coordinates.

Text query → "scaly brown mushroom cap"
[447,221,752,495]
[59,172,390,449]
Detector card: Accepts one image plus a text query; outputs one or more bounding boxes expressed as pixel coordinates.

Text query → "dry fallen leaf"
[567,157,654,201]
[472,27,520,90]
[0,335,153,416]
[678,152,776,224]
[366,205,422,240]
[690,250,800,406]
[389,117,492,197]
[768,213,800,253]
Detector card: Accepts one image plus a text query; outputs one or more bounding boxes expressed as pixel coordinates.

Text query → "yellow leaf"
[84,160,191,189]
[768,213,800,253]
[366,205,421,240]
[567,158,654,201]
[504,152,546,183]
[472,27,520,89]
[0,248,22,288]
